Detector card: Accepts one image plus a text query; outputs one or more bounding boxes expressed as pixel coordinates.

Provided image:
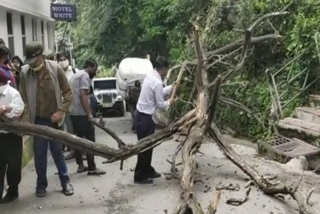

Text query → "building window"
[41,21,45,46]
[6,13,14,56]
[21,16,26,56]
[7,13,13,35]
[32,18,37,41]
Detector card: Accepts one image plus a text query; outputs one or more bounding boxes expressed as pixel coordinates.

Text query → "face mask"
[31,63,43,72]
[59,60,69,69]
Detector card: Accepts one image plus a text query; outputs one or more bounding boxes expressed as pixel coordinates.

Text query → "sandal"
[77,166,88,173]
[87,169,106,176]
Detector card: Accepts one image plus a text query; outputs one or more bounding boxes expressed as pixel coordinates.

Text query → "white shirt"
[0,84,25,133]
[136,70,173,115]
[65,66,75,82]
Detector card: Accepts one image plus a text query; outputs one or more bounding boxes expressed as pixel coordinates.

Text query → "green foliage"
[69,0,196,66]
[69,0,320,141]
[97,67,116,78]
[208,0,320,140]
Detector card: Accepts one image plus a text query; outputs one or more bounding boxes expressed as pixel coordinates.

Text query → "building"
[0,0,55,59]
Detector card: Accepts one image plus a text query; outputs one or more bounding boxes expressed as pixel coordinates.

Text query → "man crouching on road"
[69,59,106,176]
[0,52,25,204]
[19,42,74,197]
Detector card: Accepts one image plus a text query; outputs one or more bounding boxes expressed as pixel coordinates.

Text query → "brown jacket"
[19,60,72,127]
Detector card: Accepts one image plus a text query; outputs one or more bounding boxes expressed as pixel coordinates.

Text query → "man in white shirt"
[134,56,177,184]
[57,53,75,82]
[0,70,25,203]
[57,53,76,159]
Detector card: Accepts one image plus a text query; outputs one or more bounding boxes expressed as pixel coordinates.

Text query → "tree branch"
[208,123,318,214]
[207,12,289,89]
[193,23,205,89]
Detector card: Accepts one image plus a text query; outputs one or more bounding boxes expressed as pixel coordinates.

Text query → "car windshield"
[93,79,116,90]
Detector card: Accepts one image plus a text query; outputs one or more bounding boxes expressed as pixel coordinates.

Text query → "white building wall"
[0,0,55,59]
[0,0,52,20]
[0,7,8,45]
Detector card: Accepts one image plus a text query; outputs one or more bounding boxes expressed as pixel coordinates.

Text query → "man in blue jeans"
[19,42,74,197]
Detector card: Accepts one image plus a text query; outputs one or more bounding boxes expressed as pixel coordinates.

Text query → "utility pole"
[55,39,59,53]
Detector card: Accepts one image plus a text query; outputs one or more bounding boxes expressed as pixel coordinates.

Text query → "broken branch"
[208,123,318,214]
[226,188,251,206]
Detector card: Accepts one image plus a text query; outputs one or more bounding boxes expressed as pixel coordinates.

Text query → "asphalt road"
[1,113,320,214]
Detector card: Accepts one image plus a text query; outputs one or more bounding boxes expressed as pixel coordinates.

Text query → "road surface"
[1,113,320,214]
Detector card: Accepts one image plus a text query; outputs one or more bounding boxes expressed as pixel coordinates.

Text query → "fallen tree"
[0,10,317,214]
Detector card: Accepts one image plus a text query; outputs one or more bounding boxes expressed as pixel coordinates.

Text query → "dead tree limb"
[208,124,318,214]
[171,64,187,100]
[0,109,196,163]
[166,34,281,81]
[206,191,221,214]
[208,11,289,89]
[226,188,251,206]
[0,10,300,214]
[92,119,126,169]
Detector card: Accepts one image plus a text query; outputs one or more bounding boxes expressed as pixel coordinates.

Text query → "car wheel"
[118,101,125,117]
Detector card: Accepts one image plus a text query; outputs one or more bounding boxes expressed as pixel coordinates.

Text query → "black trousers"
[69,116,96,170]
[0,133,22,197]
[63,113,74,152]
[134,111,156,180]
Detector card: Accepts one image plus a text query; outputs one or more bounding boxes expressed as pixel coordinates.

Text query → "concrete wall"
[0,0,55,59]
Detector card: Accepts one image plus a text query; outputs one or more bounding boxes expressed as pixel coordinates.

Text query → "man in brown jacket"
[19,42,74,197]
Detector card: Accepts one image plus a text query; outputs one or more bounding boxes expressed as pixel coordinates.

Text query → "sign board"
[50,3,77,22]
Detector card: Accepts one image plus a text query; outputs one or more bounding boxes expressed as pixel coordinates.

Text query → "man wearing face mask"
[58,53,74,81]
[133,56,178,184]
[57,52,77,158]
[69,59,106,176]
[19,42,74,197]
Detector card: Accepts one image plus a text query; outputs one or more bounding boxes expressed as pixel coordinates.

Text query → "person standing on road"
[0,50,24,204]
[69,59,106,176]
[134,56,177,184]
[19,42,74,197]
[57,52,76,159]
[127,80,141,132]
